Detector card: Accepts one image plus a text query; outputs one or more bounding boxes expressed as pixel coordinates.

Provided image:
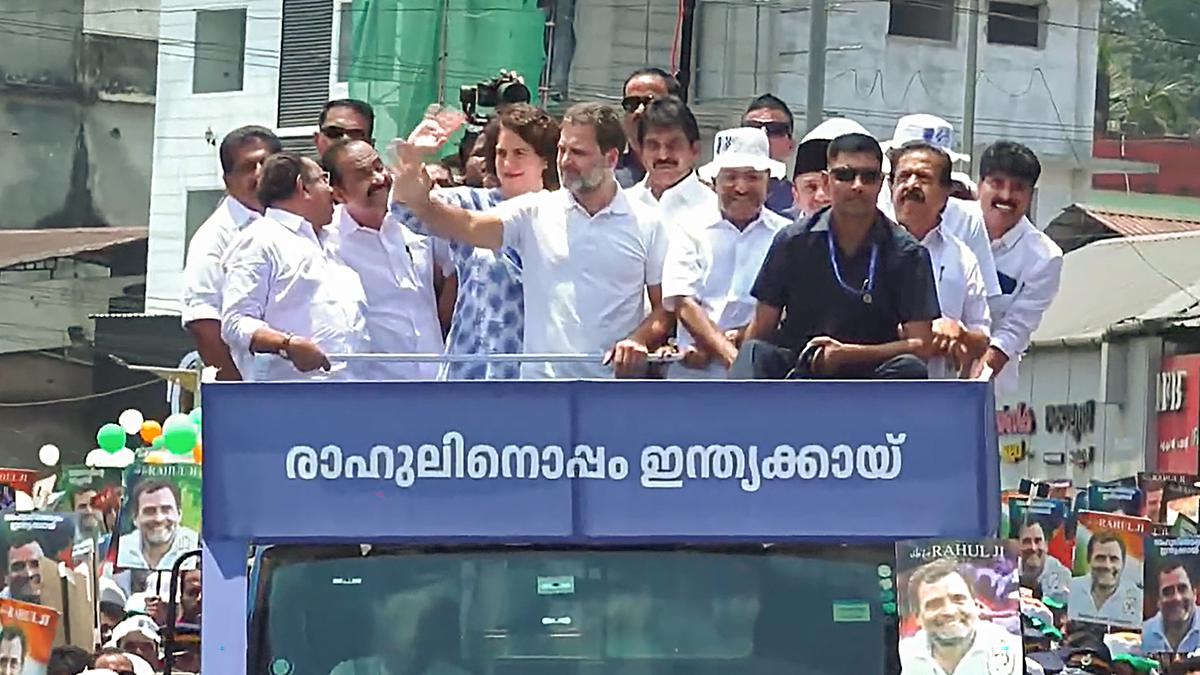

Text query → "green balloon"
[189,407,202,428]
[163,413,197,454]
[96,423,126,453]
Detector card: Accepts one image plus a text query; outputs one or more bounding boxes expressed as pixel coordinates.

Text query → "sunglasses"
[320,125,368,141]
[829,167,883,184]
[743,120,792,137]
[620,95,654,113]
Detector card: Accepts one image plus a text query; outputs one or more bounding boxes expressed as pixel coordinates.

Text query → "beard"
[143,522,177,546]
[561,166,609,194]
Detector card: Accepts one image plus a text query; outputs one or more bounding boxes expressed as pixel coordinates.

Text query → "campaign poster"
[1140,473,1197,523]
[1069,511,1147,628]
[1142,537,1200,657]
[0,470,39,513]
[1161,483,1200,524]
[0,513,79,602]
[1087,483,1146,517]
[896,539,1023,675]
[1009,499,1072,603]
[58,467,122,560]
[1000,491,1028,539]
[116,463,201,571]
[0,599,59,675]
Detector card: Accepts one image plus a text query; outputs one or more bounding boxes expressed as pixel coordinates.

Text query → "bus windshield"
[252,544,899,675]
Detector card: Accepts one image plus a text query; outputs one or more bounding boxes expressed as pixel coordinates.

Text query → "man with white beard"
[899,559,1022,675]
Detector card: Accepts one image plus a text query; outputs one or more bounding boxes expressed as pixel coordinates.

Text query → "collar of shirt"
[808,207,891,245]
[225,195,258,229]
[1146,609,1200,646]
[565,186,634,219]
[636,171,710,212]
[709,209,777,236]
[993,215,1033,254]
[265,207,321,246]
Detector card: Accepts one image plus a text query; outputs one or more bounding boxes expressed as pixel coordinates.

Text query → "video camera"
[460,70,531,127]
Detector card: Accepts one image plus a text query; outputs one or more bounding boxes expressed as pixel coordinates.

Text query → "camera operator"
[392,103,560,380]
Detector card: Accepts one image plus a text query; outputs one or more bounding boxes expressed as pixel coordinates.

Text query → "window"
[252,545,897,675]
[988,2,1043,48]
[888,0,955,41]
[277,0,335,128]
[193,9,246,93]
[336,1,354,83]
[184,190,226,257]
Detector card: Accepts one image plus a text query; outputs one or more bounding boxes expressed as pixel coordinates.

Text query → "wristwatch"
[280,333,296,361]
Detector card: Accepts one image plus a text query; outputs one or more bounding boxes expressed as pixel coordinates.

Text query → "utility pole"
[805,0,828,133]
[961,0,981,175]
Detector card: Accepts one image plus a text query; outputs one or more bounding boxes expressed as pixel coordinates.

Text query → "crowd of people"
[180,66,1065,390]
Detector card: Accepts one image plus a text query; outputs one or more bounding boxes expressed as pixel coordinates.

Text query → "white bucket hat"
[882,113,970,163]
[799,117,872,145]
[698,127,787,181]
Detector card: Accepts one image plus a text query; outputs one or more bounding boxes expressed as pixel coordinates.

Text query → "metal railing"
[328,352,684,364]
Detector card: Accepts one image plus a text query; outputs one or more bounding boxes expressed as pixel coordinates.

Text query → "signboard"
[1157,355,1200,474]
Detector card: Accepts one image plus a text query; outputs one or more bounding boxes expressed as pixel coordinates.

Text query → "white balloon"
[118,409,145,435]
[86,447,135,468]
[37,444,60,467]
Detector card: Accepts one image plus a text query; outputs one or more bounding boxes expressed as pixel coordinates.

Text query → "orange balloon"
[140,420,162,443]
[193,442,203,464]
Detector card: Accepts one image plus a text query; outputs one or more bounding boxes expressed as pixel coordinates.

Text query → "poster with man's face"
[0,599,58,675]
[0,472,39,515]
[895,539,1022,675]
[1143,537,1200,658]
[1069,511,1147,629]
[1139,473,1196,524]
[1009,498,1072,603]
[0,514,77,609]
[58,467,123,559]
[116,463,201,571]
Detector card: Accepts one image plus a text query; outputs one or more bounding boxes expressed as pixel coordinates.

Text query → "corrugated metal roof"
[1033,230,1200,344]
[1079,206,1200,237]
[0,227,148,269]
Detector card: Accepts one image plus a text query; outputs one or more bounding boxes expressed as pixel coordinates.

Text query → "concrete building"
[0,0,157,230]
[565,0,1101,223]
[144,0,351,314]
[997,231,1200,488]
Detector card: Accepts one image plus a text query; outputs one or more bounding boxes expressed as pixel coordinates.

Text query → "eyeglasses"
[829,167,883,184]
[320,125,368,141]
[742,120,792,137]
[620,95,654,113]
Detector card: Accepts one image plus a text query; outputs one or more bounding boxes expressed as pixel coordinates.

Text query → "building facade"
[0,0,158,230]
[566,0,1100,223]
[144,0,351,314]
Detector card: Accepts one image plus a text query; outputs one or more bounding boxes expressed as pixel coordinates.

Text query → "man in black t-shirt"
[729,133,940,380]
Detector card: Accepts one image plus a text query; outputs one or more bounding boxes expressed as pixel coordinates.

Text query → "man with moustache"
[890,140,990,379]
[117,480,199,571]
[182,125,282,381]
[0,627,24,675]
[616,68,683,188]
[1068,531,1141,626]
[1017,519,1070,604]
[624,96,716,231]
[663,127,789,378]
[899,559,1022,675]
[971,141,1063,394]
[731,133,940,380]
[1143,560,1200,653]
[391,102,671,379]
[323,139,451,380]
[0,539,43,603]
[222,153,370,381]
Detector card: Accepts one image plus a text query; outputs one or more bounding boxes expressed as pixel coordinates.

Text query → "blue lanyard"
[827,231,879,304]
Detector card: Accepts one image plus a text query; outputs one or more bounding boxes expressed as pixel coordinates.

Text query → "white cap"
[124,591,153,616]
[99,575,128,609]
[799,117,872,145]
[882,113,970,163]
[950,171,978,195]
[108,615,161,647]
[698,127,787,181]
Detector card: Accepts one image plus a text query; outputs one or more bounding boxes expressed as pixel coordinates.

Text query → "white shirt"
[881,190,1000,297]
[920,227,991,379]
[115,527,200,571]
[662,207,789,379]
[898,621,1022,675]
[221,207,371,382]
[1068,573,1143,628]
[1025,555,1070,605]
[984,213,1064,396]
[625,171,719,233]
[492,188,668,379]
[325,206,449,380]
[182,195,258,323]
